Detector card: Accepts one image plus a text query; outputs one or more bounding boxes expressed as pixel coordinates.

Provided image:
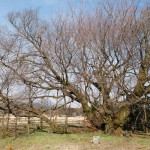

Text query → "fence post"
[14,116,17,138]
[2,114,5,138]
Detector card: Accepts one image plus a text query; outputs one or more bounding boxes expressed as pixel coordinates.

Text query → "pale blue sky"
[0,0,67,24]
[0,0,148,26]
[0,0,99,25]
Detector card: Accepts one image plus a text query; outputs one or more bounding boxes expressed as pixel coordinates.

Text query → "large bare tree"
[0,1,149,134]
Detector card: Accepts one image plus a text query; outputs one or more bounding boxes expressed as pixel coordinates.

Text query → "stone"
[92,136,100,144]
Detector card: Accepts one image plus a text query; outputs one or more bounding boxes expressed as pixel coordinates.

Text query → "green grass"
[0,131,150,150]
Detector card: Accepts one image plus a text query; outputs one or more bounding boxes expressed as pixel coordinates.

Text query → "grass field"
[0,131,150,150]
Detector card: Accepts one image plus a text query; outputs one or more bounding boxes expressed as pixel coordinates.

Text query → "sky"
[0,0,98,26]
[0,0,148,26]
[0,0,66,24]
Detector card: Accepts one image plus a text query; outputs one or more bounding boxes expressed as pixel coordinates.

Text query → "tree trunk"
[81,99,131,135]
[143,104,148,133]
[109,107,130,134]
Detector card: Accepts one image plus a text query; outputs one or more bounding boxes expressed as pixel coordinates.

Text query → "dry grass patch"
[0,131,150,150]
